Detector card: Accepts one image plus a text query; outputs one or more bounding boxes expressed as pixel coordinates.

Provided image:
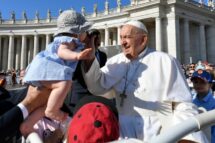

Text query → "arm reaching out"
[57,42,78,60]
[57,42,92,61]
[57,35,96,69]
[77,48,93,60]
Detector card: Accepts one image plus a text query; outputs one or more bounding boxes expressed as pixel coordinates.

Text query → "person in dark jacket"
[67,29,107,114]
[0,86,50,142]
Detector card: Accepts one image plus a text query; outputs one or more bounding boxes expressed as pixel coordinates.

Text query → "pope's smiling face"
[120,25,148,60]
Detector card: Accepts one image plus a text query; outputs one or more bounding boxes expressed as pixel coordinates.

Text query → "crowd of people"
[0,69,25,88]
[0,9,215,143]
[1,62,215,93]
[182,61,215,94]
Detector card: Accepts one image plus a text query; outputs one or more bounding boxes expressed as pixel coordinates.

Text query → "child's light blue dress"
[23,36,84,86]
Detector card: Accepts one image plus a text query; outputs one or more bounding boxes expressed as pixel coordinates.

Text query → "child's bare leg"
[42,80,71,122]
[20,86,50,137]
[20,106,46,137]
[21,85,50,113]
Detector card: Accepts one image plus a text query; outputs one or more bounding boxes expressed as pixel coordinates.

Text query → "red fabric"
[68,102,119,143]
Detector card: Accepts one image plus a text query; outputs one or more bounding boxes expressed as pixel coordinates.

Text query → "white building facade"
[0,0,215,71]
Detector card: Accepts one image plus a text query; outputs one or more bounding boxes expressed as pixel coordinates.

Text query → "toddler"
[20,9,93,137]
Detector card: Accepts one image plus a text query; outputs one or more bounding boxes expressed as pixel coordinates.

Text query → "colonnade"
[0,34,52,70]
[1,16,215,71]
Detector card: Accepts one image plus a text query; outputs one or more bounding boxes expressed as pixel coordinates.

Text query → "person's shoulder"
[109,53,126,62]
[97,49,107,57]
[147,48,175,61]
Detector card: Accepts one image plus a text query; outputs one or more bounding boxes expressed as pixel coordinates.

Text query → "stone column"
[105,28,109,46]
[117,26,121,45]
[100,30,105,47]
[21,35,27,69]
[8,35,15,69]
[155,17,163,51]
[113,29,117,45]
[28,38,34,63]
[41,36,45,50]
[199,24,207,61]
[206,26,215,63]
[167,15,181,61]
[33,34,39,57]
[46,34,51,47]
[15,38,21,70]
[183,18,190,64]
[2,38,8,70]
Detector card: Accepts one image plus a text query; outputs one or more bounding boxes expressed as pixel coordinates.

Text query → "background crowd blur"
[0,69,25,88]
[182,60,215,94]
[1,60,215,94]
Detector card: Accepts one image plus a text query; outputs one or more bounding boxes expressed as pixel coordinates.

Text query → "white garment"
[82,48,206,142]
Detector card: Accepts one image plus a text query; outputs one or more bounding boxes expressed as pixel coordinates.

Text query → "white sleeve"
[81,55,127,96]
[160,56,192,102]
[81,59,109,95]
[17,103,29,119]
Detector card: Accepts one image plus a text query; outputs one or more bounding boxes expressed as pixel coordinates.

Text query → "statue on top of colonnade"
[93,4,98,17]
[117,0,121,12]
[11,11,15,23]
[47,9,51,22]
[22,11,27,23]
[35,11,39,23]
[59,9,63,15]
[81,7,86,16]
[105,0,109,15]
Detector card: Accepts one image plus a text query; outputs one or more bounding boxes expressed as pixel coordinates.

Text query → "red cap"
[68,100,119,143]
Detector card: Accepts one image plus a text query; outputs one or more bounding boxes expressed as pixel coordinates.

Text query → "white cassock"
[82,47,208,142]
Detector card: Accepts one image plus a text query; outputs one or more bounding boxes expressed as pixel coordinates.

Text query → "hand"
[77,48,93,60]
[81,35,97,72]
[83,35,96,60]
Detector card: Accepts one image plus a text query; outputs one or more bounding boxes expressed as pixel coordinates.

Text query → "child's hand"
[81,35,96,72]
[83,35,96,60]
[77,48,93,60]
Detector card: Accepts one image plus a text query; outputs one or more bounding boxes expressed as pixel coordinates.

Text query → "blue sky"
[0,0,130,20]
